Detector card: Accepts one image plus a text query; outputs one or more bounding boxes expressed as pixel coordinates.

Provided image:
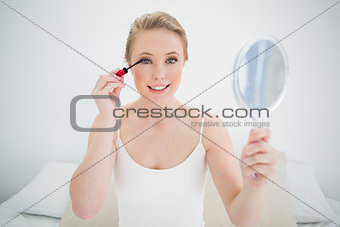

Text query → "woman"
[70,11,278,227]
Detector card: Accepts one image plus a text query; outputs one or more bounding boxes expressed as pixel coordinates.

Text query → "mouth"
[147,83,170,93]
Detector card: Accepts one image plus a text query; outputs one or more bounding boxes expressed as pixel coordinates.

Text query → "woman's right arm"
[69,68,125,220]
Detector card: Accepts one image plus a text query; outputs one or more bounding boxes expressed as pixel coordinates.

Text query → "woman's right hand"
[91,68,126,120]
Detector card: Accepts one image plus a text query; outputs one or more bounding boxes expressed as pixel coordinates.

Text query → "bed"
[1,152,339,227]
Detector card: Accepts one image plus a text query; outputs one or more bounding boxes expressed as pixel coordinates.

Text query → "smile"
[147,84,170,93]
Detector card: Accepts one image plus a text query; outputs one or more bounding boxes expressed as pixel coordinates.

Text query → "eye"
[167,57,177,64]
[141,58,150,64]
[139,57,177,64]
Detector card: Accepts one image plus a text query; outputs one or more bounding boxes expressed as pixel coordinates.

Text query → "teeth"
[150,85,167,90]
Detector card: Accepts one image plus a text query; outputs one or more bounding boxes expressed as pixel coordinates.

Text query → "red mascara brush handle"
[115,68,128,77]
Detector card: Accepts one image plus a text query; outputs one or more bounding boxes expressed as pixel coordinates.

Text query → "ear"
[127,60,133,74]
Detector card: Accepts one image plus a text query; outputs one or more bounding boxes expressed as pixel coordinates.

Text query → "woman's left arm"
[205,116,277,227]
[230,128,278,227]
[229,128,278,227]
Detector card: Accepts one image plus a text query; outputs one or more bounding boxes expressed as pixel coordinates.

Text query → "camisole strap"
[199,115,205,143]
[116,127,121,146]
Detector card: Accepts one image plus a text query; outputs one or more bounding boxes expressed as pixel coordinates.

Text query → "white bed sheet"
[297,198,340,227]
[0,214,60,227]
[22,214,60,227]
[0,204,60,227]
[297,222,340,227]
[1,193,340,227]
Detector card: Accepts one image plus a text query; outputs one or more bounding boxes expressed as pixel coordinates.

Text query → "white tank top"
[112,115,208,227]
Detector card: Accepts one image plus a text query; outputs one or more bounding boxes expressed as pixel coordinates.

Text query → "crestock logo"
[111,106,269,119]
[70,95,121,132]
[70,97,270,132]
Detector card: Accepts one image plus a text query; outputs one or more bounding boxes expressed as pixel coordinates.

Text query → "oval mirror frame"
[232,34,289,121]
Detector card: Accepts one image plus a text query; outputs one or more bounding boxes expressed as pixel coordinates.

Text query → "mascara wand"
[115,59,145,77]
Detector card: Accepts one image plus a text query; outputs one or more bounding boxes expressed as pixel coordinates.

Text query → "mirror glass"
[232,35,289,121]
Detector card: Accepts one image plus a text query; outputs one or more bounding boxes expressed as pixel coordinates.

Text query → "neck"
[131,96,184,127]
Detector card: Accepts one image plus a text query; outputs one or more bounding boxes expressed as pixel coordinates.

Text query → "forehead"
[132,29,184,56]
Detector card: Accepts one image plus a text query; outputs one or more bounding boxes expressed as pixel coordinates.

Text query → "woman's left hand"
[240,128,278,191]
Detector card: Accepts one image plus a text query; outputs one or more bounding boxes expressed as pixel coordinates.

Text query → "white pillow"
[0,214,28,227]
[4,161,78,218]
[286,159,337,223]
[326,198,340,225]
[326,198,340,216]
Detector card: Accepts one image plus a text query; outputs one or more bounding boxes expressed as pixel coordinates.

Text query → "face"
[128,28,185,103]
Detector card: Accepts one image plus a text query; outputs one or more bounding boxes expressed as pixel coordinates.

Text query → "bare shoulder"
[201,110,232,154]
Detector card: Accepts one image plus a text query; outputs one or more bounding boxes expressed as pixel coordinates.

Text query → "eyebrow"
[138,51,179,56]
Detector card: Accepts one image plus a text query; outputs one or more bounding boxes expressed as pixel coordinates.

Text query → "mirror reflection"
[233,36,289,121]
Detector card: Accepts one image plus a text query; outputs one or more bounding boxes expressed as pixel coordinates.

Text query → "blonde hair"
[124,11,188,64]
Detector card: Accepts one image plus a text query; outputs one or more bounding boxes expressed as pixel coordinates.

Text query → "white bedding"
[0,214,60,227]
[1,197,339,227]
[21,214,60,227]
[0,205,60,227]
[297,199,340,227]
[298,222,339,227]
[1,159,339,227]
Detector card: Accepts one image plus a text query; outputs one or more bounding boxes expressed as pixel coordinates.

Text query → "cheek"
[168,65,182,82]
[132,70,150,92]
[133,75,144,89]
[132,68,148,82]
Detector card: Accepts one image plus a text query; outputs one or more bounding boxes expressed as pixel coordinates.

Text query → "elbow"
[229,214,261,227]
[230,220,249,227]
[229,217,244,227]
[71,202,99,220]
[69,186,99,220]
[229,219,252,227]
[228,210,254,227]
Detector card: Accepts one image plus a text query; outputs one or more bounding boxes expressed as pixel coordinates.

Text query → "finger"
[108,68,122,79]
[94,68,119,87]
[93,75,111,94]
[109,82,126,93]
[107,69,125,84]
[94,75,106,91]
[93,68,121,91]
[120,75,124,83]
[248,128,271,144]
[107,79,126,90]
[244,163,273,177]
[98,83,125,95]
[108,84,125,95]
[95,76,125,93]
[109,75,125,90]
[242,140,272,159]
[242,152,276,167]
[98,83,115,95]
[110,84,124,97]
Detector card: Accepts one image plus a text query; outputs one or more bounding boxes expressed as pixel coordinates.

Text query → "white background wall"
[1,0,339,204]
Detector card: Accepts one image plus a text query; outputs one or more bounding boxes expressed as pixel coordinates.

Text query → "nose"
[152,64,165,81]
[152,74,165,81]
